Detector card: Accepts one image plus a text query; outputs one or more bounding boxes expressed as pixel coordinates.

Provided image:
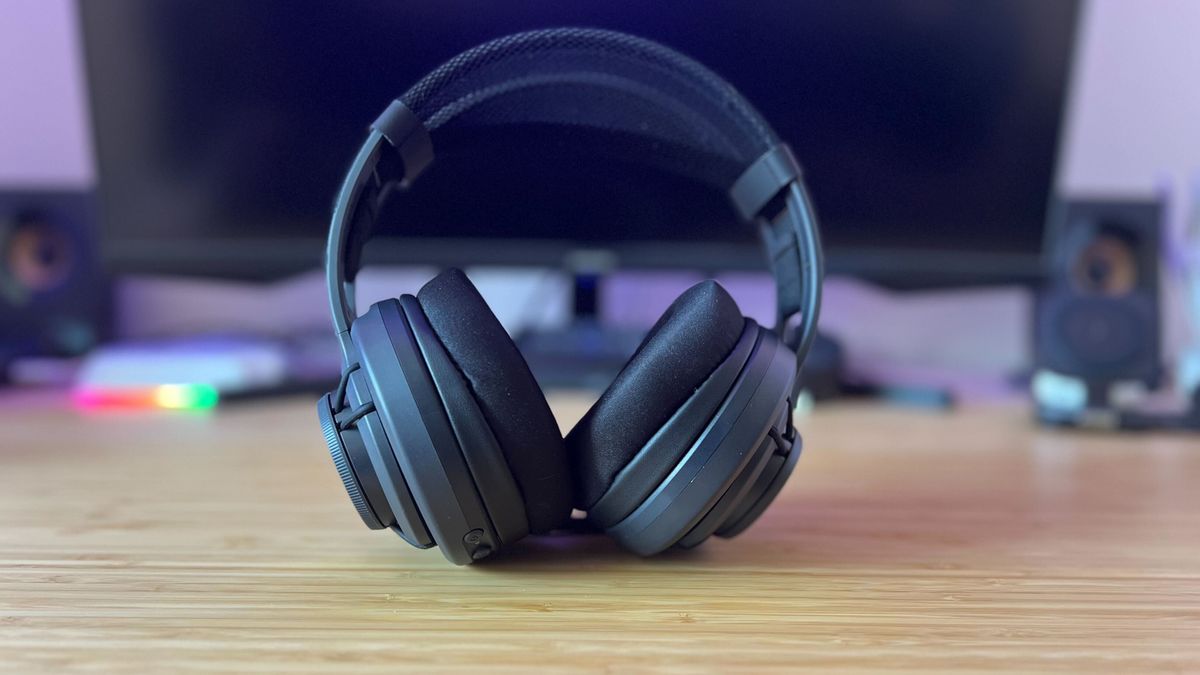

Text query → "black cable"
[337,401,376,430]
[333,362,360,410]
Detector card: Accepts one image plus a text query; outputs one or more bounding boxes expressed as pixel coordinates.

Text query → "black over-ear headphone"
[317,28,823,564]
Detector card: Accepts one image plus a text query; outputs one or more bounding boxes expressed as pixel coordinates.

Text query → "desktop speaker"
[1035,198,1162,393]
[0,190,108,371]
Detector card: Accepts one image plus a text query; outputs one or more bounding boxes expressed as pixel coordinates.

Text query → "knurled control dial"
[317,393,383,529]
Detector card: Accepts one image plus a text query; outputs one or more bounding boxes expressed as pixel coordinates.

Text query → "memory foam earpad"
[565,280,745,509]
[417,268,572,533]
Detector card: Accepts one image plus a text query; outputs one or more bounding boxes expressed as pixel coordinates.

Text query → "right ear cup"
[416,268,573,534]
[565,280,746,517]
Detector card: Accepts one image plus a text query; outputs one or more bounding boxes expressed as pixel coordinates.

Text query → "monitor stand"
[517,272,646,392]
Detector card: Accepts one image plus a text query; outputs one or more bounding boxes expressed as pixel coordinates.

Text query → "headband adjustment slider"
[371,99,434,188]
[730,144,801,222]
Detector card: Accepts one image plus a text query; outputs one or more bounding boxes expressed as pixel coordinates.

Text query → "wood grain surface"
[1,392,1198,673]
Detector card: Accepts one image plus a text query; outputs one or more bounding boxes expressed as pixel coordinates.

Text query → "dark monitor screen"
[79,0,1080,284]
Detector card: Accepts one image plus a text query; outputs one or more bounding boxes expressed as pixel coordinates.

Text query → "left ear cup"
[416,268,573,533]
[565,280,746,515]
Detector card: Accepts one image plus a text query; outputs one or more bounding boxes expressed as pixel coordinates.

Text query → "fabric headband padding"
[398,27,779,192]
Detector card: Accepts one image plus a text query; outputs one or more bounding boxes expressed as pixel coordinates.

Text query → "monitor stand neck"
[517,271,645,391]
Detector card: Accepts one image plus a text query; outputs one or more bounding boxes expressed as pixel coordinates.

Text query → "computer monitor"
[79,0,1080,286]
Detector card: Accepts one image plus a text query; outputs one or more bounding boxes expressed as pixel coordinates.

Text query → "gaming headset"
[317,28,823,564]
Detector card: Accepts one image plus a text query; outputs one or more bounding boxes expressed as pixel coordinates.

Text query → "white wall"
[0,0,93,188]
[1058,0,1200,196]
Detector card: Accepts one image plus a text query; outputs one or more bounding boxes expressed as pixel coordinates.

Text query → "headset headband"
[325,28,823,379]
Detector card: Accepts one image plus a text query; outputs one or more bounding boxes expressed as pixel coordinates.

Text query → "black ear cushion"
[417,268,572,533]
[565,280,745,509]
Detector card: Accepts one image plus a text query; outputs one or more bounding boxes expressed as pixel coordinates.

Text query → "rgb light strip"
[72,383,220,411]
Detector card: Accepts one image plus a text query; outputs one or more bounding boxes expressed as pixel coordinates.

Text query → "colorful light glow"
[72,383,220,411]
[154,383,219,410]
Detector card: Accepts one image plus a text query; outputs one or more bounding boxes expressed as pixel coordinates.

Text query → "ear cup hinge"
[767,425,793,457]
[784,396,797,442]
[767,396,798,457]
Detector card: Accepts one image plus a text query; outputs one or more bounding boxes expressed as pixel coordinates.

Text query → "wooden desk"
[1,394,1197,673]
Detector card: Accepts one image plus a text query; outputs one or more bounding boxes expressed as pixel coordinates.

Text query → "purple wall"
[0,0,93,188]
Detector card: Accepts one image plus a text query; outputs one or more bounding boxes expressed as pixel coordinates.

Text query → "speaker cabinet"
[0,190,108,369]
[1035,198,1162,389]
